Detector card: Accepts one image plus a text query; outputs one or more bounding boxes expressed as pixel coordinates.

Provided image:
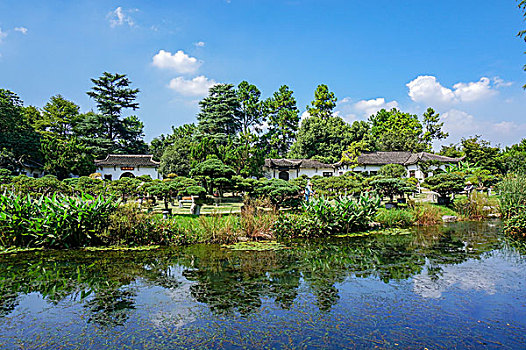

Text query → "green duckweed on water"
[222,241,289,251]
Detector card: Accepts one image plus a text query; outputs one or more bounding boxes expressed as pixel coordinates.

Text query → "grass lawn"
[152,200,244,215]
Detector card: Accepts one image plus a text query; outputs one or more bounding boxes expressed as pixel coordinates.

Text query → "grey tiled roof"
[95,154,160,167]
[266,152,463,169]
[350,152,463,165]
[264,159,334,169]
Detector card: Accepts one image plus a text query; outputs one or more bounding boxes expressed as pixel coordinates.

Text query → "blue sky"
[1,0,525,148]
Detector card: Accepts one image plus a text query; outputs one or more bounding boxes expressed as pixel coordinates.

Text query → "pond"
[1,221,525,349]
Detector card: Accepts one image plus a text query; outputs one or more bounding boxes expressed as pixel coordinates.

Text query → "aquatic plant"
[0,191,118,248]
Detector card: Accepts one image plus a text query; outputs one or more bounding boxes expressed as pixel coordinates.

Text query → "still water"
[1,221,525,349]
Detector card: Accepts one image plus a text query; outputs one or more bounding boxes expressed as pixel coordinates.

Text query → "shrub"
[275,194,381,238]
[379,164,406,178]
[0,192,118,248]
[252,178,301,209]
[423,173,465,199]
[503,212,526,238]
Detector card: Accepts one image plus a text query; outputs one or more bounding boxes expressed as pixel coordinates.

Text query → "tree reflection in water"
[0,221,510,326]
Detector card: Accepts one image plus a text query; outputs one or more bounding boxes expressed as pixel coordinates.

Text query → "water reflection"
[0,221,525,348]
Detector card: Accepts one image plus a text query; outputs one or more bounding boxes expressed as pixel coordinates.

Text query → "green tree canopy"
[263,85,300,157]
[379,164,406,178]
[0,89,41,169]
[289,115,354,163]
[197,84,241,145]
[306,84,337,119]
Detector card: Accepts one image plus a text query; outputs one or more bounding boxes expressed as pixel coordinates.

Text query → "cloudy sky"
[1,0,525,148]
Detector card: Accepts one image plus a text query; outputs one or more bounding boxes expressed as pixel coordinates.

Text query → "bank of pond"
[0,188,517,251]
[1,221,526,348]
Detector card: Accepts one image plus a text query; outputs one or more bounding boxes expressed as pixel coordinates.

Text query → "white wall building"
[95,154,161,180]
[264,152,463,182]
[263,159,335,181]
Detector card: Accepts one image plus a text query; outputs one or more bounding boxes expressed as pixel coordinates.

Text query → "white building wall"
[265,163,454,182]
[97,165,160,180]
[263,167,335,180]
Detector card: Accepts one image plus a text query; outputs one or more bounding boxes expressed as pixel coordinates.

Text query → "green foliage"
[368,108,426,152]
[190,158,236,195]
[37,95,80,137]
[421,108,448,145]
[275,194,381,238]
[423,173,465,197]
[237,81,264,134]
[311,175,362,200]
[498,175,526,220]
[82,72,147,157]
[159,138,193,176]
[252,178,301,209]
[197,84,241,145]
[0,192,119,248]
[264,85,300,157]
[379,164,406,178]
[371,177,416,201]
[460,136,501,175]
[306,84,337,119]
[0,89,41,169]
[454,192,497,219]
[289,115,355,163]
[41,136,95,178]
[376,208,415,228]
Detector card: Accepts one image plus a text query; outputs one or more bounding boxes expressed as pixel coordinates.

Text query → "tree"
[423,173,465,201]
[460,136,501,175]
[369,108,425,152]
[84,72,146,156]
[40,136,95,179]
[252,178,301,209]
[197,84,240,145]
[37,95,80,138]
[237,81,264,135]
[379,164,406,178]
[289,115,354,163]
[306,84,337,119]
[190,159,236,196]
[422,108,448,146]
[159,138,195,177]
[0,89,41,169]
[150,124,197,161]
[371,178,415,202]
[264,85,300,157]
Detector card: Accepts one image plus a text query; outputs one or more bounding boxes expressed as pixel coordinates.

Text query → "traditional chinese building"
[94,154,160,180]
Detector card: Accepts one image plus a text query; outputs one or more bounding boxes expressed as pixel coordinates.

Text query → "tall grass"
[498,176,526,219]
[498,176,526,238]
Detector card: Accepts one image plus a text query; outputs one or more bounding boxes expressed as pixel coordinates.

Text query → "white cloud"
[453,77,496,102]
[407,75,457,106]
[168,76,217,96]
[493,76,513,88]
[441,109,477,135]
[300,110,311,121]
[194,41,205,47]
[152,50,202,74]
[353,97,399,118]
[14,27,28,34]
[108,7,135,28]
[0,28,7,43]
[407,75,499,107]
